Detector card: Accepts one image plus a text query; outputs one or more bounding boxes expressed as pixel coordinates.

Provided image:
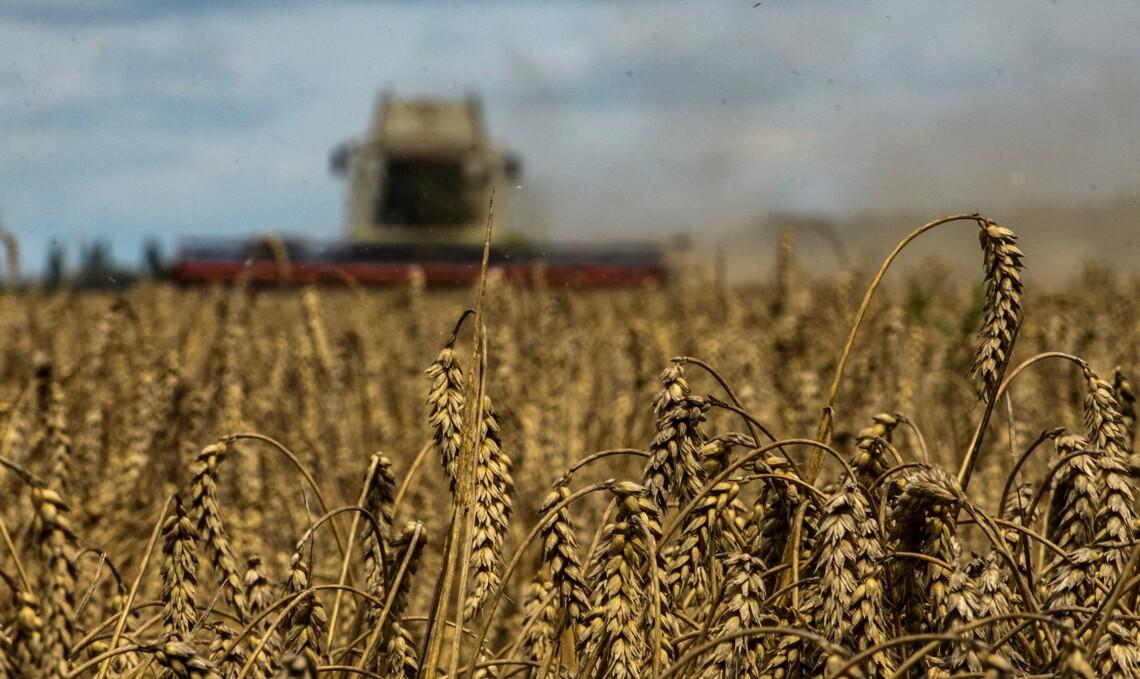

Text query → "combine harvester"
[171,93,665,287]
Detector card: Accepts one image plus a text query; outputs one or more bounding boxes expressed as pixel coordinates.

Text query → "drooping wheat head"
[698,552,767,679]
[537,478,591,644]
[188,442,250,621]
[376,521,426,679]
[888,465,963,633]
[579,481,662,679]
[1083,366,1137,586]
[812,479,895,677]
[849,412,903,491]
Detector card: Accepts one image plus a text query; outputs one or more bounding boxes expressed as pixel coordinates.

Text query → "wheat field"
[3,215,1140,677]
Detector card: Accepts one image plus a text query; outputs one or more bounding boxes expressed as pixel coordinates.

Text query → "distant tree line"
[38,239,166,290]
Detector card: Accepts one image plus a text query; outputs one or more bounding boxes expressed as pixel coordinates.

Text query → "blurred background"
[2,0,1139,283]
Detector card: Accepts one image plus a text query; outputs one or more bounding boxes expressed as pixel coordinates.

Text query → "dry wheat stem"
[424,199,495,679]
[326,456,385,655]
[812,213,980,471]
[390,441,435,519]
[232,584,384,679]
[94,494,174,679]
[463,480,615,679]
[220,433,347,559]
[995,427,1066,520]
[658,626,840,679]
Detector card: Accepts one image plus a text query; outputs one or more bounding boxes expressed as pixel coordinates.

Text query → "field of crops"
[4,215,1140,678]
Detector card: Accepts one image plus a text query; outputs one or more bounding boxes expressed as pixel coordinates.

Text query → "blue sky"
[2,1,1140,272]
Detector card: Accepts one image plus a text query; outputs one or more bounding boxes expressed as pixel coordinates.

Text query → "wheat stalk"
[377,521,426,678]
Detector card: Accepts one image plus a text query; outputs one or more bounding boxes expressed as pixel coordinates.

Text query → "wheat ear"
[160,496,199,640]
[971,218,1024,400]
[1045,435,1099,554]
[813,479,895,677]
[31,486,78,679]
[888,465,963,633]
[464,394,514,620]
[426,344,465,492]
[849,412,903,490]
[188,442,250,621]
[1084,367,1137,586]
[697,552,766,679]
[641,363,709,514]
[155,639,221,679]
[537,478,591,643]
[1111,367,1137,449]
[578,482,659,679]
[377,521,427,678]
[281,549,327,669]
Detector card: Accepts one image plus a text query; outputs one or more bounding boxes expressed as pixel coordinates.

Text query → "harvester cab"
[330,92,520,244]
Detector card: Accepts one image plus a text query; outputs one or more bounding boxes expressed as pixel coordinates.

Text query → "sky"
[2,0,1140,273]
